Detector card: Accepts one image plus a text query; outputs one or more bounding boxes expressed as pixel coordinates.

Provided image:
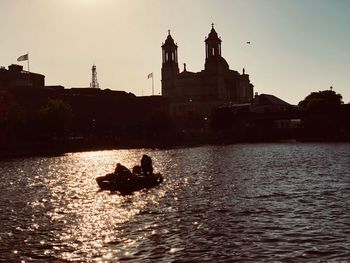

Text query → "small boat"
[96,172,163,194]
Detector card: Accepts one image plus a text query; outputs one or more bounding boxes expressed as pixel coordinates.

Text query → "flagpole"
[27,53,30,72]
[27,53,31,87]
[152,74,154,96]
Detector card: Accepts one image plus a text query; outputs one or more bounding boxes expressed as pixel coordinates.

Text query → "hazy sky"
[1,0,349,104]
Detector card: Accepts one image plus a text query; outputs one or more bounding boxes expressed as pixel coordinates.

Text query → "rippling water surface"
[1,143,350,262]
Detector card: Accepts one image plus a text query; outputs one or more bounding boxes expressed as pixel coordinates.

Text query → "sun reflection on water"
[2,144,350,261]
[36,149,167,261]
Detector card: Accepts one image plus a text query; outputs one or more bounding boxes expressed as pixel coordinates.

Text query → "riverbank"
[1,134,349,159]
[0,136,212,159]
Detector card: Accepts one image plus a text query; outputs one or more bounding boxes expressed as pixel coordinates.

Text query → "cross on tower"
[211,23,214,29]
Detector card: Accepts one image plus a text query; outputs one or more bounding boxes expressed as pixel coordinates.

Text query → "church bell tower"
[205,23,222,59]
[161,30,179,97]
[204,23,228,73]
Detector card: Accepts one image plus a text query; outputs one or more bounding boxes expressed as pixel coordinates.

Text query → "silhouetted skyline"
[1,0,349,104]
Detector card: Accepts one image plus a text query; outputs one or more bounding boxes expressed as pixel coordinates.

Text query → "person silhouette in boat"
[141,154,153,176]
[114,163,132,179]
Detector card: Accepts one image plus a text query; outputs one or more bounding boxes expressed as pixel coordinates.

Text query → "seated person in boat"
[97,163,132,187]
[141,154,153,175]
[114,163,132,177]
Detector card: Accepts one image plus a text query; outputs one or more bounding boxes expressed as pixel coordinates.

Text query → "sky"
[0,0,349,104]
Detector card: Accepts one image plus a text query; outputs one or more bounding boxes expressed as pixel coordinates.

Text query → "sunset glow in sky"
[1,0,349,104]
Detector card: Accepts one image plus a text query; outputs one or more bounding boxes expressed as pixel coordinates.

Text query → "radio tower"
[90,64,99,89]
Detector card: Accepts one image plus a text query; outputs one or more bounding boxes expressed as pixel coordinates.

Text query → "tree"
[298,89,343,140]
[298,89,343,112]
[39,99,73,137]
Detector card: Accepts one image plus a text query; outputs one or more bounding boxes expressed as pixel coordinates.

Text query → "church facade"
[161,25,254,119]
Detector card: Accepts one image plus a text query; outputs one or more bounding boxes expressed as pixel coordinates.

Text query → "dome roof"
[218,56,229,69]
[205,56,229,72]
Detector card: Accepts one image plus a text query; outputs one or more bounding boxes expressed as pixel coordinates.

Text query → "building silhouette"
[0,64,44,89]
[161,24,254,119]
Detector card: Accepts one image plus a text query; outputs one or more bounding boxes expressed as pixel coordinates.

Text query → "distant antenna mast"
[90,64,99,88]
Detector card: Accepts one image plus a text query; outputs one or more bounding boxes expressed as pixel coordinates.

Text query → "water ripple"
[1,143,350,261]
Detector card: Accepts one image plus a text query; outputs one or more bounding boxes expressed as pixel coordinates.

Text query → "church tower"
[161,30,179,97]
[204,24,228,73]
[205,23,221,59]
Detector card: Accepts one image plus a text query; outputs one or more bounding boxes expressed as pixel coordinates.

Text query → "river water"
[0,143,350,262]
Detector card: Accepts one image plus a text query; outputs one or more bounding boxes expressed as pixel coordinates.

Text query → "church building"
[161,24,254,119]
